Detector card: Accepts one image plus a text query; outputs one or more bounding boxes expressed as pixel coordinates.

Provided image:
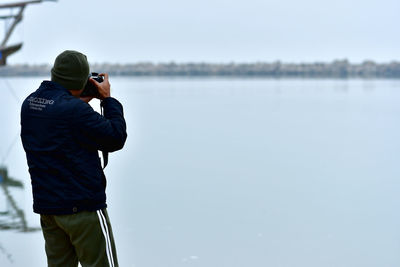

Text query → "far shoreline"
[1,60,399,78]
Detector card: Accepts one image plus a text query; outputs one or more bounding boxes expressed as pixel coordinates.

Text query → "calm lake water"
[0,77,400,267]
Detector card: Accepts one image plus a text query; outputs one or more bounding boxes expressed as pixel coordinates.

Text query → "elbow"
[106,131,127,152]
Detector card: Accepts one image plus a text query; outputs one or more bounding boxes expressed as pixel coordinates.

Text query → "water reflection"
[0,166,39,232]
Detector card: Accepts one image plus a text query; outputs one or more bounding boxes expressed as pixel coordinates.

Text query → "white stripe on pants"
[97,210,115,267]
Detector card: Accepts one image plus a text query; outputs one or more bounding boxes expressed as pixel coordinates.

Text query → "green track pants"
[40,209,119,267]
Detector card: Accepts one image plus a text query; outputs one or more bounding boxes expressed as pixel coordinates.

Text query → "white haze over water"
[0,77,400,267]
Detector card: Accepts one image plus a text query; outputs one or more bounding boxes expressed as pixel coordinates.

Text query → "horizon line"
[5,59,400,66]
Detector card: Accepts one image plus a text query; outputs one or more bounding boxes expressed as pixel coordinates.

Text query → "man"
[20,50,127,267]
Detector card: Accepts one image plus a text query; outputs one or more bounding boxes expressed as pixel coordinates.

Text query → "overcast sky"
[0,0,399,64]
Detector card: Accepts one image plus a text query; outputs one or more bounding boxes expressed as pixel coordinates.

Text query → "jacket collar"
[40,80,72,95]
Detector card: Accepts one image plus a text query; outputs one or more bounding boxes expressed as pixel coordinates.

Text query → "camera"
[81,72,104,97]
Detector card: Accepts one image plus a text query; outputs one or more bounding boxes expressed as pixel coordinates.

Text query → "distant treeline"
[1,60,400,78]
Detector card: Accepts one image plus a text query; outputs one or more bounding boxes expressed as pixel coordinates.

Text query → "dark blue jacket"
[20,81,127,215]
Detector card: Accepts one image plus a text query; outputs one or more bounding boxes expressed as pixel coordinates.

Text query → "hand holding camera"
[81,72,111,100]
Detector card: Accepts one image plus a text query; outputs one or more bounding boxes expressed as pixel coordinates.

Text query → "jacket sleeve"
[72,97,127,152]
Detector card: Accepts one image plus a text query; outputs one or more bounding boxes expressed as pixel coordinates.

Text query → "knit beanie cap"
[51,50,90,90]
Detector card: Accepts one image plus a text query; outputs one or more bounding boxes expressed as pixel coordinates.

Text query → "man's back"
[21,80,127,215]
